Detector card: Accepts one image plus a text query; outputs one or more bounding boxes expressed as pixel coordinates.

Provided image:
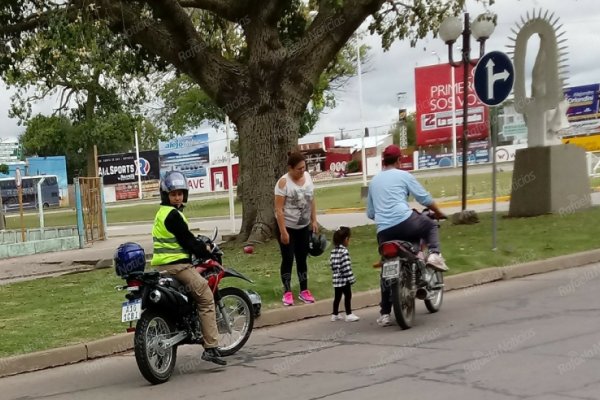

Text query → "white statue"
[511,10,569,147]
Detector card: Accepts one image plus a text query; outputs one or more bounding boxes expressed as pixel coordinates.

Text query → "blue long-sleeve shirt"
[366,169,433,232]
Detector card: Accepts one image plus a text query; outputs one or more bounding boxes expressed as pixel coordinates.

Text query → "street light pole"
[356,40,367,187]
[439,12,495,213]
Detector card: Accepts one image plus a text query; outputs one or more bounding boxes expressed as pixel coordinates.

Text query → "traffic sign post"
[474,51,515,106]
[15,168,25,242]
[474,51,515,250]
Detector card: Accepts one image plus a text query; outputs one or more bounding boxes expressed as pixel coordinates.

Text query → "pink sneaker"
[282,291,294,306]
[298,289,315,304]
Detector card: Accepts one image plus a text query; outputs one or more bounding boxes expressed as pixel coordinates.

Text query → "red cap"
[382,144,402,159]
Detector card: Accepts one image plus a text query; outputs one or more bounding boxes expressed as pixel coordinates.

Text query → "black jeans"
[277,225,310,293]
[333,284,353,315]
[377,211,440,315]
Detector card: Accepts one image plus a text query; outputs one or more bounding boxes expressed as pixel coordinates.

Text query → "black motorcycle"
[376,209,445,329]
[116,229,258,384]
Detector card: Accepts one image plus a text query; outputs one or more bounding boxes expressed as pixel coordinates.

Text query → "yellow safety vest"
[151,205,190,266]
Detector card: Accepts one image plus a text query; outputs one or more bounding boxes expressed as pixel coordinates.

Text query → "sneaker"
[345,314,360,322]
[201,348,227,366]
[330,314,343,322]
[427,253,449,272]
[298,289,315,304]
[376,314,392,327]
[282,291,294,306]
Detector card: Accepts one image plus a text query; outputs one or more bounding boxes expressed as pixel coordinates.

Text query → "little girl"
[329,226,359,322]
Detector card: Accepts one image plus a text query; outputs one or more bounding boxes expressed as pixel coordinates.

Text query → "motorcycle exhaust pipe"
[149,289,162,303]
[415,287,428,300]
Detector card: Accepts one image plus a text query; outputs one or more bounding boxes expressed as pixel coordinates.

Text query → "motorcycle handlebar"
[420,208,447,221]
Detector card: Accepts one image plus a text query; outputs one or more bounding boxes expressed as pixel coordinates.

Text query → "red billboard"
[415,63,489,146]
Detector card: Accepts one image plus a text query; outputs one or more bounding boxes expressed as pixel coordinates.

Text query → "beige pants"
[156,263,220,348]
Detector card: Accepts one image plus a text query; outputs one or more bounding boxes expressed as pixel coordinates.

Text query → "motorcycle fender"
[223,266,254,284]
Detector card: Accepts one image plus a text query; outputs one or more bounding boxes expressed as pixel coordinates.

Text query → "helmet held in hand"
[308,232,328,257]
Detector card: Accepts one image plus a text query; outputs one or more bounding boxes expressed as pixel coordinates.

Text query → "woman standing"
[274,152,318,306]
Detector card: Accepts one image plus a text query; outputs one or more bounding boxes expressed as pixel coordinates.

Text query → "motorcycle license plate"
[382,260,400,279]
[121,299,142,322]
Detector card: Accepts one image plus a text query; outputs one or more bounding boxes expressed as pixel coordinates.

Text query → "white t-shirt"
[274,171,314,229]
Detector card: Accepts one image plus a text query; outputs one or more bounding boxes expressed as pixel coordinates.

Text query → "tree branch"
[285,1,385,102]
[0,4,76,36]
[177,0,250,21]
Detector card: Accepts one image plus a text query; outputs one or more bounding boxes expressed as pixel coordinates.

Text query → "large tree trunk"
[236,109,299,243]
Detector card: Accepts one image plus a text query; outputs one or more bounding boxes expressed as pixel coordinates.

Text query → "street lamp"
[439,12,496,212]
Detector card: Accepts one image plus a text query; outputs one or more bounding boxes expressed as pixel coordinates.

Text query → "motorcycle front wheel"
[424,271,444,313]
[216,287,254,356]
[134,311,178,385]
[391,276,415,329]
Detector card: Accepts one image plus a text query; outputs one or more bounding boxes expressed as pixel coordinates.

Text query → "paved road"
[1,264,599,399]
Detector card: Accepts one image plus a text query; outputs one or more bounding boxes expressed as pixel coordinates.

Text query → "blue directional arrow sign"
[474,51,514,106]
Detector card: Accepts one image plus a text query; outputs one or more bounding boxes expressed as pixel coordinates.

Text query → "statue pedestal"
[508,144,591,217]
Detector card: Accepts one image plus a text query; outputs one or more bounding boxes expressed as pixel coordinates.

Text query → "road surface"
[1,263,599,399]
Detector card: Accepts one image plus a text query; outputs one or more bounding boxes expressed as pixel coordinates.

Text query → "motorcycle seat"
[379,240,420,260]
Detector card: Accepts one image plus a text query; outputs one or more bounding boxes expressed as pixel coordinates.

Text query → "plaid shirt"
[329,245,356,287]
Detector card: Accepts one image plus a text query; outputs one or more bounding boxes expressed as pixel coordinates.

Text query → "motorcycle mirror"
[211,227,218,242]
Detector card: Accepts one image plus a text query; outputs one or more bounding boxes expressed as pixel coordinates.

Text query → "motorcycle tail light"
[126,279,142,288]
[381,243,399,258]
[126,327,136,333]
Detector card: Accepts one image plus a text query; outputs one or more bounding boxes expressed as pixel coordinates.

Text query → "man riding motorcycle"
[150,170,226,366]
[366,145,448,327]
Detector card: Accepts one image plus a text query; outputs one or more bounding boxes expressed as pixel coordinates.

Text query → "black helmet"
[160,171,189,204]
[308,232,328,257]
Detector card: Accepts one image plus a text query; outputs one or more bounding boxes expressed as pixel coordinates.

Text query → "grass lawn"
[5,171,598,230]
[2,206,600,357]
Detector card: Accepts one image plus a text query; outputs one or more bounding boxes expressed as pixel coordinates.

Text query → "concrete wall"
[0,227,79,259]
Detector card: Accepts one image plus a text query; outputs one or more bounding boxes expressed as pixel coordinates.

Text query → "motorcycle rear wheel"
[216,287,254,356]
[134,311,178,385]
[391,277,415,329]
[424,271,444,313]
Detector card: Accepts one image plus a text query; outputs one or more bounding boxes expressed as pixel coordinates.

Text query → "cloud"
[0,82,58,140]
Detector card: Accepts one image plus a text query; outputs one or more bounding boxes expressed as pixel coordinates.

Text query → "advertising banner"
[418,141,489,169]
[415,63,489,146]
[565,84,600,122]
[98,150,160,185]
[159,133,211,194]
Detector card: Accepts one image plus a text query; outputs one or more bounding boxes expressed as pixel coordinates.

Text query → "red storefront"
[210,164,239,191]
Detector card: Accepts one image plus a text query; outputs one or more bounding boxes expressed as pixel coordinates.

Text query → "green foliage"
[0,164,8,174]
[2,6,155,123]
[0,1,166,175]
[346,159,360,173]
[20,113,164,180]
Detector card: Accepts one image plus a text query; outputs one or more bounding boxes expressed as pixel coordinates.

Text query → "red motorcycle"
[115,229,258,384]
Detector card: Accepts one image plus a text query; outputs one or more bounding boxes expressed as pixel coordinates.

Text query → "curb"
[2,248,600,378]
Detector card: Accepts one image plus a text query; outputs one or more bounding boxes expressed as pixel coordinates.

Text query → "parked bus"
[0,175,60,211]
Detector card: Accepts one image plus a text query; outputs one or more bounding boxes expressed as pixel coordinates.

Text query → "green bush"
[346,159,360,173]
